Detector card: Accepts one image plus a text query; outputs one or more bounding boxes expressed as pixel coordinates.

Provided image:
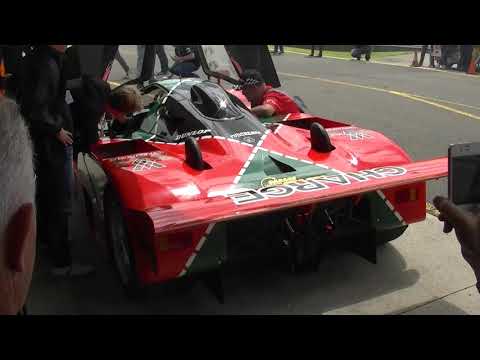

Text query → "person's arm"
[171,52,195,63]
[434,196,480,292]
[251,96,281,118]
[251,103,276,118]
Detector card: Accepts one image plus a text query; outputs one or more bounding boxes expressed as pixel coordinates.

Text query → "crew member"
[66,76,143,160]
[239,69,301,118]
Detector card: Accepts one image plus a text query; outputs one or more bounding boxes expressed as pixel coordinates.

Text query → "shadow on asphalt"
[28,187,421,315]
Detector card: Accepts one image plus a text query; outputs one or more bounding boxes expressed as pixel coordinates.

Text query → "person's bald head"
[0,97,36,315]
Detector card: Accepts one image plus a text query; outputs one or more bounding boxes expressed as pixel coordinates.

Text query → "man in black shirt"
[18,45,94,277]
[169,46,200,77]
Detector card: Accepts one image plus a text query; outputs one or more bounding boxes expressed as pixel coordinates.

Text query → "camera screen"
[452,154,480,205]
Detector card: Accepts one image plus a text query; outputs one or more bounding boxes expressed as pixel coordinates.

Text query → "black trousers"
[155,45,169,73]
[274,45,284,53]
[459,45,473,72]
[139,45,156,82]
[35,146,73,268]
[115,51,130,74]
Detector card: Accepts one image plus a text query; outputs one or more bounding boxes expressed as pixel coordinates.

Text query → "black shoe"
[308,53,314,57]
[365,53,371,61]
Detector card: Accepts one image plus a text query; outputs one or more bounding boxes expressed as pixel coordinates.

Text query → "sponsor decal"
[227,166,407,205]
[230,131,262,139]
[261,176,298,187]
[108,152,168,171]
[242,136,256,144]
[329,129,373,141]
[175,129,211,141]
[132,159,165,171]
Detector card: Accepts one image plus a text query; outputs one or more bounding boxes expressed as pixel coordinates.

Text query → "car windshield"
[190,82,243,120]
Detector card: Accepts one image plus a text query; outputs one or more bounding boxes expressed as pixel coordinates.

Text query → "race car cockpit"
[111,78,266,144]
[66,45,284,145]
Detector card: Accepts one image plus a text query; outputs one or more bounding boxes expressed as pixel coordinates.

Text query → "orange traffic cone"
[0,59,6,96]
[467,56,478,75]
[410,50,419,67]
[0,59,5,77]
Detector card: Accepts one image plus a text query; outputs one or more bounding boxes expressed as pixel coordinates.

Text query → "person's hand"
[56,128,73,145]
[433,196,480,282]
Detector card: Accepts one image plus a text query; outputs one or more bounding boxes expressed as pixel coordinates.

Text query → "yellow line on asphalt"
[407,94,480,112]
[280,48,479,79]
[389,91,480,121]
[278,71,480,121]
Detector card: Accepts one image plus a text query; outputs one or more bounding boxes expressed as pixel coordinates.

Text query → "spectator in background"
[155,45,169,77]
[351,45,372,61]
[169,46,200,78]
[0,47,8,97]
[309,45,323,57]
[417,45,435,68]
[434,196,480,293]
[273,45,284,55]
[0,98,36,315]
[18,45,94,277]
[115,49,131,79]
[136,45,146,79]
[459,45,473,72]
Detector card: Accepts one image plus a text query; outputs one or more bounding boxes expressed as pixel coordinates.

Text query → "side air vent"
[185,137,204,170]
[184,137,212,170]
[310,122,335,153]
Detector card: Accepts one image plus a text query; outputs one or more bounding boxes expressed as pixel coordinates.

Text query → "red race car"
[76,45,447,301]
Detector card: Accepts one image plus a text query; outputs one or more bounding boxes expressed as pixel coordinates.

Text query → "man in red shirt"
[240,69,301,118]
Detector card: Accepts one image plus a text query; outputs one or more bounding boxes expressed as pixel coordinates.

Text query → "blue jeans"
[64,145,74,214]
[170,61,200,77]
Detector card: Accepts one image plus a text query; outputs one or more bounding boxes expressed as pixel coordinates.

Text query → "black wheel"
[104,186,145,299]
[375,226,408,246]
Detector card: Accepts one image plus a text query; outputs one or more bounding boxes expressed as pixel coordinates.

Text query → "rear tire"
[104,186,145,299]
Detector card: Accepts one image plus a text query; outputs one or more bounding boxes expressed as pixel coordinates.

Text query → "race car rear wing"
[146,157,447,234]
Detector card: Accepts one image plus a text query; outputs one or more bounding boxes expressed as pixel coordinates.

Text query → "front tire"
[104,186,144,299]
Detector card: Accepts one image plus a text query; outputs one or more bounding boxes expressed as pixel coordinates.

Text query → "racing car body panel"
[76,46,448,288]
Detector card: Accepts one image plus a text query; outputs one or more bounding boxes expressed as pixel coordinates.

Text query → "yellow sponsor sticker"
[261,176,298,187]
